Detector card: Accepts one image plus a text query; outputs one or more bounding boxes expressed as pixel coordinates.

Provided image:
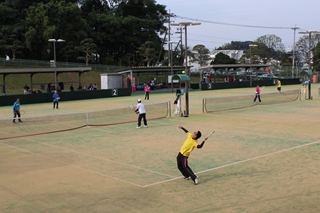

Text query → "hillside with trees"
[0,0,168,66]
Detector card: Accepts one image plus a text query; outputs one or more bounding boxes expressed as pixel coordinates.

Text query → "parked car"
[258,74,277,79]
[236,71,246,76]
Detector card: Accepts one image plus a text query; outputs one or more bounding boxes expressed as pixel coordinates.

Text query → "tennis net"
[0,102,170,140]
[203,89,300,113]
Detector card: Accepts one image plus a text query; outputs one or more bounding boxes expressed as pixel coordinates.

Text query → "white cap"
[137,99,141,103]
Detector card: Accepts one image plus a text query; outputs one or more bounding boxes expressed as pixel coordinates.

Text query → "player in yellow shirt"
[277,79,281,93]
[177,125,208,185]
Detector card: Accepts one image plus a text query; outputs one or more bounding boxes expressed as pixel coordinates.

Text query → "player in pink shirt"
[253,84,261,103]
[144,84,151,100]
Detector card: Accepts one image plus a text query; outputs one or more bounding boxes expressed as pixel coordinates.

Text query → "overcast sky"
[157,0,319,51]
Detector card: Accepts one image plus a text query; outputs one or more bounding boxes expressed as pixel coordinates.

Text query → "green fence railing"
[1,57,125,72]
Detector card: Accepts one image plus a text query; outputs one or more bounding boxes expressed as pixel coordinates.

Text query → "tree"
[5,34,24,60]
[137,41,158,67]
[75,38,97,65]
[211,52,236,64]
[113,0,167,66]
[218,41,251,50]
[0,3,25,58]
[1,0,169,65]
[189,44,212,66]
[312,42,320,71]
[253,34,288,64]
[61,41,77,62]
[255,34,285,52]
[85,12,122,64]
[25,0,88,60]
[168,42,190,66]
[238,41,283,65]
[79,0,125,10]
[295,34,320,69]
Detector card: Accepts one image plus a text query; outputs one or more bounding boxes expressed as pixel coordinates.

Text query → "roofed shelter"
[300,70,312,76]
[171,73,191,89]
[172,74,190,81]
[0,67,91,95]
[199,64,270,83]
[116,66,188,92]
[199,64,269,70]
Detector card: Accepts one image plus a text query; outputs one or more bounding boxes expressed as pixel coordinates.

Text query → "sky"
[156,0,320,51]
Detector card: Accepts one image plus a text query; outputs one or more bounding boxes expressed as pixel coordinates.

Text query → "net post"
[202,98,204,113]
[168,101,171,117]
[299,89,301,101]
[86,112,89,126]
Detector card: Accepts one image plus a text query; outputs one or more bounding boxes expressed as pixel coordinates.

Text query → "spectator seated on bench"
[32,90,42,94]
[23,84,31,94]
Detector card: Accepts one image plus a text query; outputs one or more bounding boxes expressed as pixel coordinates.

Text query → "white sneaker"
[144,125,148,128]
[136,126,141,129]
[194,177,199,185]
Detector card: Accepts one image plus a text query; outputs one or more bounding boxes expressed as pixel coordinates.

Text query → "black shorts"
[277,87,281,91]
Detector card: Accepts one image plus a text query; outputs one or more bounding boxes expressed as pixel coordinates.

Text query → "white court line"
[2,137,175,178]
[3,134,319,188]
[142,140,320,188]
[27,137,174,178]
[1,142,143,187]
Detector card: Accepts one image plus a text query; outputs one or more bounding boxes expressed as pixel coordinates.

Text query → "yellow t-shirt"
[179,132,198,157]
[277,80,281,88]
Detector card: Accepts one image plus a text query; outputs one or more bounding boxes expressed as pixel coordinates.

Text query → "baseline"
[143,140,320,187]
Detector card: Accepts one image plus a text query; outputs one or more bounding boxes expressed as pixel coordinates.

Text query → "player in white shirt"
[135,99,147,128]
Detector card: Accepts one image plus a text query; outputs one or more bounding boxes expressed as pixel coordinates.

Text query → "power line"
[187,33,295,46]
[168,14,306,50]
[175,15,293,30]
[187,33,239,41]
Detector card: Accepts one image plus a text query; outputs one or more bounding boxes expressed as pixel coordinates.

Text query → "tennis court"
[1,84,320,213]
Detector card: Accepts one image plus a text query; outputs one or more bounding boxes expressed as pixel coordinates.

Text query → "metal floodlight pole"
[170,42,173,92]
[48,39,65,91]
[171,22,201,117]
[291,26,299,78]
[169,42,178,93]
[298,30,320,72]
[249,44,257,87]
[184,24,189,116]
[298,30,320,100]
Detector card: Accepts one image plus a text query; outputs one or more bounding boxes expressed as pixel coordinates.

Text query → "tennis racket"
[20,110,25,115]
[129,104,135,110]
[129,104,138,114]
[260,86,265,90]
[207,130,216,138]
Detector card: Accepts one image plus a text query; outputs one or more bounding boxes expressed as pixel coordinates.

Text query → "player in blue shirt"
[13,98,22,123]
[53,90,60,109]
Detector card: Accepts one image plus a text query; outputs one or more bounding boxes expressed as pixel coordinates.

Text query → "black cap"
[196,131,202,139]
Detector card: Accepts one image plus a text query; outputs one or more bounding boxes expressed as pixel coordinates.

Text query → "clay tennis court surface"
[1,84,319,213]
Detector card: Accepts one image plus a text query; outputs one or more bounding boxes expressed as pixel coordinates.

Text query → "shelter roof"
[0,67,91,75]
[172,74,190,81]
[199,64,269,70]
[300,70,312,75]
[116,66,188,74]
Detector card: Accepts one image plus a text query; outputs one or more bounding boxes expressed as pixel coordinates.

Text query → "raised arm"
[197,136,209,149]
[178,125,188,133]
